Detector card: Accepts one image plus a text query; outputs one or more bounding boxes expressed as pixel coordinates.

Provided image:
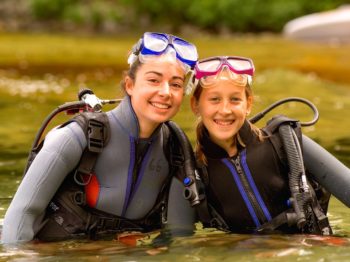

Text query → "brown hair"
[192,82,264,165]
[120,59,142,93]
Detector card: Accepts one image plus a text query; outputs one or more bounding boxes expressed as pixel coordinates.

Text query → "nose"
[158,82,170,96]
[219,100,232,114]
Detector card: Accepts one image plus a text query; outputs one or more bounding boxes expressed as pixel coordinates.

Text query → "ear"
[190,96,199,116]
[125,76,134,96]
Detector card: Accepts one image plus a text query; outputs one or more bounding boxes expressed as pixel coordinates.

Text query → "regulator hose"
[249,97,319,127]
[279,124,310,229]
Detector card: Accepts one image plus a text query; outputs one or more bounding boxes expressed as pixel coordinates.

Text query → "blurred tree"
[27,0,350,33]
[30,0,78,20]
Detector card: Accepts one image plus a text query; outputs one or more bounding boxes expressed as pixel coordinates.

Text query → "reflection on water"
[1,230,350,261]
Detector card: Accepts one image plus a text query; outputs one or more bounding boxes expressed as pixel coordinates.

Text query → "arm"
[302,134,350,207]
[1,123,86,244]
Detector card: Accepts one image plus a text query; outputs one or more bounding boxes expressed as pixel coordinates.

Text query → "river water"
[0,58,350,261]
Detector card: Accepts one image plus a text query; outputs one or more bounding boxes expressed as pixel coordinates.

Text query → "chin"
[214,132,236,141]
[151,115,171,124]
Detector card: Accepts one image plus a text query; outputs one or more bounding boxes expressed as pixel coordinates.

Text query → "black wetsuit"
[199,121,329,234]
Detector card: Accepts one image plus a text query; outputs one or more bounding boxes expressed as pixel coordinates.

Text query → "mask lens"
[227,58,253,74]
[129,32,198,71]
[173,38,198,62]
[199,66,250,87]
[143,33,168,53]
[197,58,221,72]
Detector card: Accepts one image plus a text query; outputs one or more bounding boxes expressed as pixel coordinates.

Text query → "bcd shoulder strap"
[68,112,110,185]
[163,121,214,228]
[262,114,302,167]
[164,121,206,207]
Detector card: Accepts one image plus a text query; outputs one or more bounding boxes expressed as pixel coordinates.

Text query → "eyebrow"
[145,71,185,81]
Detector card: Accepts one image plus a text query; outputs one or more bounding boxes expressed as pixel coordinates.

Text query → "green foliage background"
[29,0,350,33]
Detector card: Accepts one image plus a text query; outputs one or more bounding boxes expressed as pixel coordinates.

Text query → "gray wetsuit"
[1,96,195,243]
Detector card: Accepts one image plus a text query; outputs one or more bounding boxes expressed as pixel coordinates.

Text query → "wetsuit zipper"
[131,140,151,192]
[231,155,267,225]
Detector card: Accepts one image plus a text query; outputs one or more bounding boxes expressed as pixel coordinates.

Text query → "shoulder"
[45,121,86,151]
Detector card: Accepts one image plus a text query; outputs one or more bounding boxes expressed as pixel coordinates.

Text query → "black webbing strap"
[71,112,110,186]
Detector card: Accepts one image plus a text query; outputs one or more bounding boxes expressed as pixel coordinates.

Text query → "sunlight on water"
[0,75,66,97]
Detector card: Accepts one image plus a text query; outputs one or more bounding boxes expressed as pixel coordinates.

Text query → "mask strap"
[127,39,143,66]
[184,70,196,95]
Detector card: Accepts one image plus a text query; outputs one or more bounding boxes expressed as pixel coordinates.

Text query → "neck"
[138,121,159,138]
[215,136,238,157]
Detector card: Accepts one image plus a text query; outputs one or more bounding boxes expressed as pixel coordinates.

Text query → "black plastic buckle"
[74,191,86,206]
[88,119,104,153]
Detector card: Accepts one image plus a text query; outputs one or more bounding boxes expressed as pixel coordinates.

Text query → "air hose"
[249,97,319,126]
[279,124,311,229]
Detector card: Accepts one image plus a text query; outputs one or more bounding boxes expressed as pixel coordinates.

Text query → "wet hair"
[120,59,142,94]
[192,82,264,165]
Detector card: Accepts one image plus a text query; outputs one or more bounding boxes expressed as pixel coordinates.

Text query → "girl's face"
[125,59,185,138]
[191,81,252,152]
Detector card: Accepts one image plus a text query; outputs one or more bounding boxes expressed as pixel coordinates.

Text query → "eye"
[209,97,220,102]
[170,81,184,89]
[230,96,242,102]
[147,78,160,84]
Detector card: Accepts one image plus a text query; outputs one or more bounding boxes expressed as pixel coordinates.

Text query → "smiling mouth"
[150,102,171,109]
[214,119,234,126]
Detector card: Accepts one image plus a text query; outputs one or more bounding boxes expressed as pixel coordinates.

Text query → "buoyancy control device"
[24,88,204,239]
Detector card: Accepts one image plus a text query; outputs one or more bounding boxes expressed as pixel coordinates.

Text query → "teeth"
[215,120,234,126]
[151,102,170,109]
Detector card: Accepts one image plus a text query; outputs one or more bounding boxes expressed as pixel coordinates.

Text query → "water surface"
[1,35,350,261]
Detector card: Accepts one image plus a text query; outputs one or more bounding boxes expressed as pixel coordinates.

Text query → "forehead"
[202,81,246,94]
[138,59,186,76]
